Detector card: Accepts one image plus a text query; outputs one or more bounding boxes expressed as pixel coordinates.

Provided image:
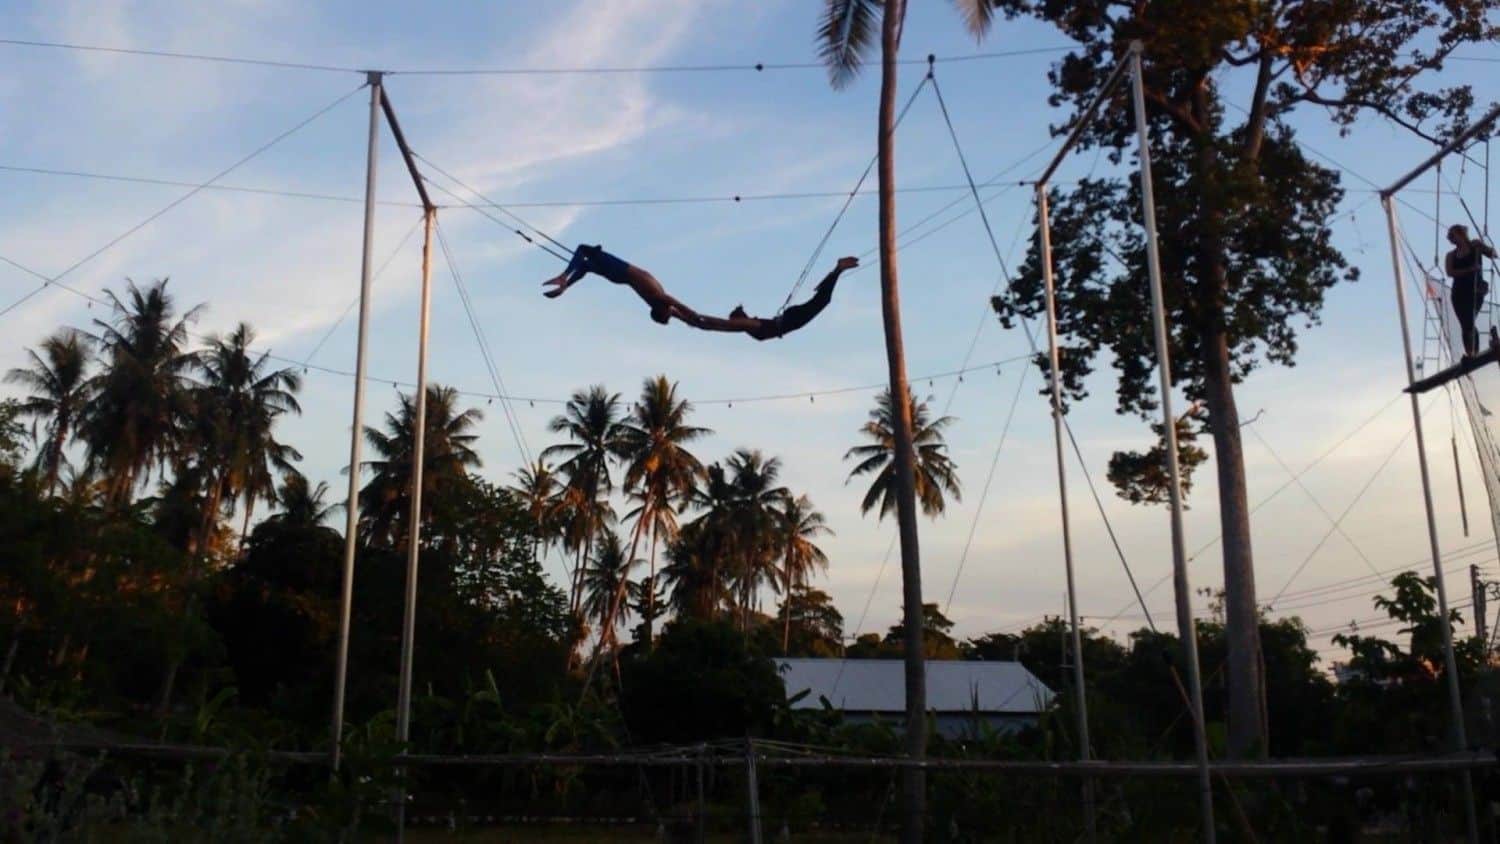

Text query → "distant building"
[775,658,1055,738]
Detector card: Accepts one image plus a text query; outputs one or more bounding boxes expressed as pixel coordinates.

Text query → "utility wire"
[1095,392,1407,629]
[0,37,1072,75]
[0,160,1126,210]
[1266,401,1430,607]
[1246,421,1380,578]
[0,83,364,320]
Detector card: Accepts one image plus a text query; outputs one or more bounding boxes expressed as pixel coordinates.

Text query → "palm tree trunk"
[782,556,793,655]
[873,2,927,839]
[645,523,659,650]
[237,495,256,558]
[44,424,67,496]
[1,617,23,695]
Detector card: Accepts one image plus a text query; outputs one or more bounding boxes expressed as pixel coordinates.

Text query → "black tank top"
[1452,246,1482,285]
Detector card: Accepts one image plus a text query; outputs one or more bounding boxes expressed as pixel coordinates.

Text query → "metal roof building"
[775,658,1055,737]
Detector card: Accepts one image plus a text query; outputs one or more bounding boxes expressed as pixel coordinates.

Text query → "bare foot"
[542,275,570,298]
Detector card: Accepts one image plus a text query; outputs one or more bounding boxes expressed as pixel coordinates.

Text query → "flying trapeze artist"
[1446,223,1498,358]
[542,244,858,341]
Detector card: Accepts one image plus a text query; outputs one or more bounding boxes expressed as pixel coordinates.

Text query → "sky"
[3,0,1500,665]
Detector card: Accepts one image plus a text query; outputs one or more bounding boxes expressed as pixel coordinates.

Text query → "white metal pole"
[1381,196,1480,844]
[394,208,436,839]
[1129,41,1217,843]
[1036,185,1098,844]
[330,71,383,771]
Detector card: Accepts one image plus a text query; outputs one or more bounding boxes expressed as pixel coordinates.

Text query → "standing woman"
[1445,224,1497,357]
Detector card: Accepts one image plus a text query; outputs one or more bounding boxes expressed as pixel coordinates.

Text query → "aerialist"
[1445,224,1497,357]
[542,245,858,340]
[684,256,859,341]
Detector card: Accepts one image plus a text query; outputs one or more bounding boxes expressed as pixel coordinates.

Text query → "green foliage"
[845,388,961,521]
[846,603,962,659]
[1107,414,1209,506]
[619,618,786,744]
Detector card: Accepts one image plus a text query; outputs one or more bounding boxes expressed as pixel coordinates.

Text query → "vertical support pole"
[1382,195,1480,844]
[330,70,383,771]
[1129,41,1217,844]
[744,739,762,844]
[394,208,436,841]
[1473,565,1488,645]
[1036,185,1098,844]
[1452,436,1470,537]
[696,746,707,844]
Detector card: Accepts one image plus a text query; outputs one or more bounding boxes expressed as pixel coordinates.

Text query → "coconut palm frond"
[818,0,883,89]
[951,0,996,39]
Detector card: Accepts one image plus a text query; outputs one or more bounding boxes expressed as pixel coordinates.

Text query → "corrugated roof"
[775,658,1055,714]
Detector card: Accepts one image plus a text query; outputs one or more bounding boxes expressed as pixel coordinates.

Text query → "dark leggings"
[771,275,840,337]
[1452,276,1488,356]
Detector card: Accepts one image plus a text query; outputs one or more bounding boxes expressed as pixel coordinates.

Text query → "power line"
[1094,392,1408,629]
[0,162,1016,209]
[0,163,426,208]
[0,37,1074,76]
[0,82,365,320]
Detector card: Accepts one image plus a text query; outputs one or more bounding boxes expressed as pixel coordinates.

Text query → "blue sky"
[3,1,1500,662]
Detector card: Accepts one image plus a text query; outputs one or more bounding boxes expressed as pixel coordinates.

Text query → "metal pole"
[330,71,382,771]
[1383,195,1481,844]
[1383,104,1500,198]
[1129,41,1217,844]
[744,739,762,844]
[696,746,707,844]
[1036,184,1098,844]
[394,208,436,840]
[1473,565,1487,644]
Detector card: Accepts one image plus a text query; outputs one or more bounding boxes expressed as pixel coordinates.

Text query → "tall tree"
[819,2,995,835]
[660,522,728,622]
[544,385,628,616]
[6,330,92,494]
[723,449,789,629]
[80,280,201,509]
[195,323,302,553]
[509,459,562,564]
[581,531,637,656]
[616,375,709,647]
[360,385,482,547]
[776,494,832,653]
[845,388,961,520]
[987,0,1496,758]
[265,472,336,531]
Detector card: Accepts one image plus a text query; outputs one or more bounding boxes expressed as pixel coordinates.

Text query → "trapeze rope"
[777,71,934,315]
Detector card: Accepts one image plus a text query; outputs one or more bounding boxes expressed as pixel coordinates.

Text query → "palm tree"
[196,323,303,553]
[543,386,628,615]
[509,459,562,564]
[80,279,201,509]
[776,494,831,653]
[6,330,92,494]
[845,388,962,521]
[724,449,788,629]
[360,385,482,547]
[819,3,995,833]
[660,523,726,621]
[615,375,709,646]
[580,531,637,655]
[265,472,336,531]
